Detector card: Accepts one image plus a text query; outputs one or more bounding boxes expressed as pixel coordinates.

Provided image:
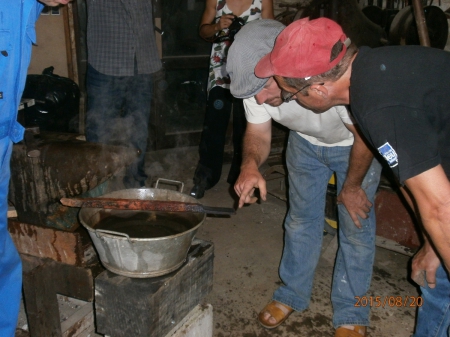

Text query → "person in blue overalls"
[0,1,71,336]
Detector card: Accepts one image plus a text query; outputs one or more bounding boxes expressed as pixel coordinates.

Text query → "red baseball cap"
[255,17,350,79]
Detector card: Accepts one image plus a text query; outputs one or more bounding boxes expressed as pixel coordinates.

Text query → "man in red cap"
[255,16,450,337]
[227,19,382,337]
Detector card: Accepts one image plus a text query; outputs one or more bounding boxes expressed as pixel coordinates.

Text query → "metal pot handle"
[95,229,131,242]
[155,178,184,193]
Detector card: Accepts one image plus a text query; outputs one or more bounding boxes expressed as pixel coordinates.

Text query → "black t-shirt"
[350,45,450,183]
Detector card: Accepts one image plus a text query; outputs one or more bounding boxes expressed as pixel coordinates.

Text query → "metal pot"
[78,184,206,278]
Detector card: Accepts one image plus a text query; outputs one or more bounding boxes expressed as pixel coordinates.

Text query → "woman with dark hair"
[190,0,274,199]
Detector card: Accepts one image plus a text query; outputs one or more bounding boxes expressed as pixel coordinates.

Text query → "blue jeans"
[86,64,153,187]
[0,140,22,337]
[273,131,381,328]
[413,264,450,337]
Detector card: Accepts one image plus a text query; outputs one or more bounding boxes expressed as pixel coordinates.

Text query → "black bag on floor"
[19,66,80,133]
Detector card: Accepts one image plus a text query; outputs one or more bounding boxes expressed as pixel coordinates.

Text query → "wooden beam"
[8,219,97,266]
[21,254,103,337]
[62,3,79,84]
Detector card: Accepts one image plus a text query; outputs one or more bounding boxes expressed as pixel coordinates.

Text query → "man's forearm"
[338,123,376,227]
[343,124,374,188]
[344,136,374,188]
[241,126,271,171]
[399,185,441,287]
[419,206,450,272]
[405,166,450,272]
[235,122,272,207]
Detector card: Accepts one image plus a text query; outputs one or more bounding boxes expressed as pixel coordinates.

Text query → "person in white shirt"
[226,19,381,337]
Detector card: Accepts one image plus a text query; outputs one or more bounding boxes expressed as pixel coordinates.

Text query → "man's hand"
[234,167,267,208]
[411,241,441,288]
[39,0,72,6]
[337,185,371,228]
[338,122,375,228]
[235,119,272,208]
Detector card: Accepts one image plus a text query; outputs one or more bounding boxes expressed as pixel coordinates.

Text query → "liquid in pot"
[93,211,198,239]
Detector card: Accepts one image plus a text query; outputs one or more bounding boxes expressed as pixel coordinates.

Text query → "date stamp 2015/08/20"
[355,296,423,308]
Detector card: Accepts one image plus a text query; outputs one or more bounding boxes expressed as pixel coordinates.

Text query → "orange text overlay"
[354,296,423,308]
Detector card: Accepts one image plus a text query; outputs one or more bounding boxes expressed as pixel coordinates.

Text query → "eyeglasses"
[281,83,324,103]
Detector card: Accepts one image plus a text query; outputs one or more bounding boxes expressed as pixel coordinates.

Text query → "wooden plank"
[21,254,103,337]
[375,187,421,249]
[164,304,213,337]
[61,301,94,337]
[62,3,78,84]
[7,206,17,218]
[73,327,97,337]
[95,240,214,337]
[375,236,417,257]
[8,219,97,266]
[22,255,63,337]
[60,197,235,215]
[155,17,162,59]
[15,328,30,337]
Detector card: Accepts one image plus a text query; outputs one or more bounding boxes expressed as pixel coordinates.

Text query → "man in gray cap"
[226,19,381,337]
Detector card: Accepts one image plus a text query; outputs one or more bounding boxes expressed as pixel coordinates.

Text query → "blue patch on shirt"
[378,142,398,168]
[213,99,224,110]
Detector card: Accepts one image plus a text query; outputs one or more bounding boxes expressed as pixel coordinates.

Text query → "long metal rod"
[412,0,431,47]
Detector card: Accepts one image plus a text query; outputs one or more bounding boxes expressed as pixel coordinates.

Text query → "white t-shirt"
[243,97,354,147]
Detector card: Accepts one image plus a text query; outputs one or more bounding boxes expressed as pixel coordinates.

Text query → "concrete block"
[95,241,214,337]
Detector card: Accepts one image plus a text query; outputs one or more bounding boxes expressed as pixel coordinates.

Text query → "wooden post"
[411,0,431,47]
[21,254,103,337]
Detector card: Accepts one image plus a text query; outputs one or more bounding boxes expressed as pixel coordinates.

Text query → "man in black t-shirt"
[254,17,450,337]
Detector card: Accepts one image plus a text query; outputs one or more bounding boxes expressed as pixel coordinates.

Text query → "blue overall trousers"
[0,1,43,336]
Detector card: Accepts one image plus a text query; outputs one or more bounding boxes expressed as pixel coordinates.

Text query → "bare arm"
[234,120,272,208]
[261,0,274,19]
[399,185,441,288]
[337,122,375,228]
[39,0,71,5]
[404,165,450,273]
[199,0,234,40]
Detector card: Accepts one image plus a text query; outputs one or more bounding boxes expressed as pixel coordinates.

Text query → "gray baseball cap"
[227,19,285,99]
